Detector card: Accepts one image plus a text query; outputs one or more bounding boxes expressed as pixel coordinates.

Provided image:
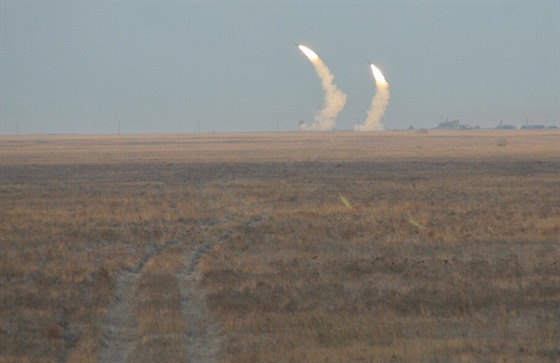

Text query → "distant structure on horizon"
[496,121,517,130]
[496,120,559,130]
[435,119,478,130]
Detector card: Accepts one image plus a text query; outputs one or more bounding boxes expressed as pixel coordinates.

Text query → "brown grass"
[0,130,558,362]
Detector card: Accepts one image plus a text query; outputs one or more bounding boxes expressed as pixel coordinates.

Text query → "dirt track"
[97,181,244,363]
[96,233,226,363]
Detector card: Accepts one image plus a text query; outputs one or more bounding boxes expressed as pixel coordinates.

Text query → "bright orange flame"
[370,64,387,84]
[298,45,319,61]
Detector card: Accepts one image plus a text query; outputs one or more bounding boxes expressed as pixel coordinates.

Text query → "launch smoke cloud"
[298,45,347,131]
[355,63,390,131]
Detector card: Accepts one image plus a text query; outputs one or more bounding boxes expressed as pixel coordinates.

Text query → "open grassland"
[1,130,559,362]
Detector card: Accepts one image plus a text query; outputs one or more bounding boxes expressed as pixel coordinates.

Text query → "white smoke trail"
[355,64,390,131]
[298,45,347,131]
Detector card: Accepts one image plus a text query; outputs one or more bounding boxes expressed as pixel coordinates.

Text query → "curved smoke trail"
[355,64,390,131]
[298,45,347,131]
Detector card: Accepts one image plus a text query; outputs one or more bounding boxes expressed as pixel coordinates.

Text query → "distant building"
[435,120,472,130]
[520,125,546,130]
[496,124,517,130]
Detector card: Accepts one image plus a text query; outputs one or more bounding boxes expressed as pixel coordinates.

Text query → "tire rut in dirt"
[178,233,229,363]
[97,239,178,363]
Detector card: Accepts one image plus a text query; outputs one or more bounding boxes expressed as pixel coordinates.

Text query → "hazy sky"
[1,1,558,134]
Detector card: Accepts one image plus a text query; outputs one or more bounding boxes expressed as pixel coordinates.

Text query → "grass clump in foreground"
[0,130,558,362]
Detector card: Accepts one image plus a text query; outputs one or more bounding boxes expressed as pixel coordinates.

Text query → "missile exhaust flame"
[298,45,319,61]
[370,64,387,84]
[297,45,346,131]
[355,63,390,131]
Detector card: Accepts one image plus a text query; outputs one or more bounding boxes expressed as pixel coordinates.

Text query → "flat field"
[1,130,559,362]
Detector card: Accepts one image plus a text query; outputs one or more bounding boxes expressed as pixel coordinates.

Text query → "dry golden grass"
[0,130,558,362]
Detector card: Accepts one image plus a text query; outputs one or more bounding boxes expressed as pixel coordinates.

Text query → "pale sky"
[1,1,558,134]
